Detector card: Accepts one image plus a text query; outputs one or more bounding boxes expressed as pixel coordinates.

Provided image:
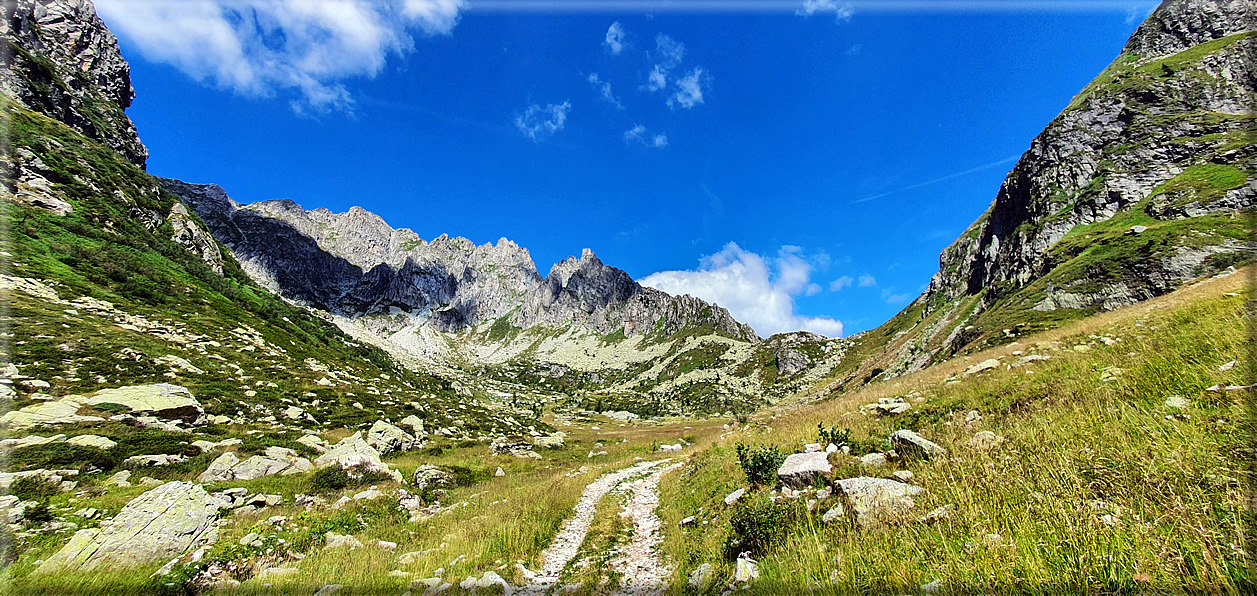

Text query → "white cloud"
[643,33,685,92]
[805,283,822,296]
[668,67,706,109]
[883,291,912,305]
[654,33,685,70]
[640,243,844,338]
[645,65,668,92]
[587,73,623,109]
[858,274,877,287]
[604,21,627,54]
[515,101,572,141]
[624,124,667,148]
[829,275,853,291]
[846,43,863,56]
[797,0,854,22]
[95,0,463,114]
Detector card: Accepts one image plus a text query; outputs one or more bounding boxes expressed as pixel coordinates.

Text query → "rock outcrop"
[37,481,224,573]
[878,0,1255,374]
[1,0,148,167]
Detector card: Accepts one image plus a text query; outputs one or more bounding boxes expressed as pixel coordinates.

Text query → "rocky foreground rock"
[37,481,224,573]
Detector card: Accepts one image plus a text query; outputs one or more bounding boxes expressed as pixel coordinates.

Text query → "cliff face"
[161,179,758,342]
[1,0,147,167]
[881,0,1256,372]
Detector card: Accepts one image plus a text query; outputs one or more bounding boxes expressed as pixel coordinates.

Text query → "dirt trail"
[520,458,681,595]
[608,461,684,595]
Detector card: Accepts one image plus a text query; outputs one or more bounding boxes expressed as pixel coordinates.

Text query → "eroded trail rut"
[521,459,682,595]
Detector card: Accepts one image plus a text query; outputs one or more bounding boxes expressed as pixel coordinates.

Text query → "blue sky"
[96,0,1156,337]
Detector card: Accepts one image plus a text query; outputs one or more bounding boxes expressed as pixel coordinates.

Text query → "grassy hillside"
[651,267,1254,592]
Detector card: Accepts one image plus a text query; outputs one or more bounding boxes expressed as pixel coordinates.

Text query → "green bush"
[735,443,786,488]
[22,501,55,526]
[109,430,200,459]
[726,496,797,557]
[8,476,62,500]
[445,465,490,488]
[309,464,395,494]
[817,424,850,446]
[8,443,117,472]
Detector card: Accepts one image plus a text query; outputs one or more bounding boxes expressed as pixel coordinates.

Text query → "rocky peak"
[1122,0,1254,62]
[1,0,147,167]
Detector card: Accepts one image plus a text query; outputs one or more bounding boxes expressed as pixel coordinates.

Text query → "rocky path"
[520,459,680,595]
[608,461,684,595]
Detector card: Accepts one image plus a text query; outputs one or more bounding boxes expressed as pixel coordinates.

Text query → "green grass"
[655,273,1253,592]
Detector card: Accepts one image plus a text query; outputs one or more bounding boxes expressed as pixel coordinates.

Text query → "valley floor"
[3,267,1253,595]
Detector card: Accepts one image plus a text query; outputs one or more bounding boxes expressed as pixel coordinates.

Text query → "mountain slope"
[1,0,548,442]
[824,0,1255,386]
[158,181,844,417]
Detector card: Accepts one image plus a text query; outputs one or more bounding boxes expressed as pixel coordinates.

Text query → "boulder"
[0,396,102,430]
[776,452,833,488]
[412,465,453,492]
[87,384,204,423]
[724,488,746,506]
[833,477,924,527]
[962,359,1001,376]
[198,452,240,483]
[366,420,415,456]
[399,415,426,436]
[776,348,810,376]
[0,434,66,449]
[733,554,759,583]
[964,431,1005,451]
[36,482,225,573]
[201,448,311,482]
[859,453,888,468]
[532,434,565,449]
[859,397,910,416]
[67,434,117,449]
[688,563,713,589]
[890,430,946,459]
[490,437,540,459]
[297,434,331,453]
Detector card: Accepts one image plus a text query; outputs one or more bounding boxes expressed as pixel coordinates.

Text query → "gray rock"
[532,434,565,449]
[859,453,888,468]
[688,563,713,588]
[324,532,363,550]
[964,431,1005,451]
[821,505,845,523]
[412,465,453,492]
[833,477,924,528]
[733,554,759,583]
[918,504,953,524]
[962,359,1001,377]
[66,434,116,449]
[776,452,833,488]
[890,430,947,459]
[1164,395,1189,409]
[87,384,204,424]
[860,397,911,416]
[724,488,746,506]
[36,482,225,573]
[366,420,415,456]
[314,432,397,480]
[776,348,810,376]
[490,437,540,459]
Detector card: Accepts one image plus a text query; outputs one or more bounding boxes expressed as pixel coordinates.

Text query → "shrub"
[9,443,117,472]
[8,476,62,500]
[93,402,131,413]
[726,496,797,557]
[735,443,786,488]
[445,465,490,488]
[110,430,200,459]
[22,501,55,526]
[817,424,851,446]
[309,464,395,494]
